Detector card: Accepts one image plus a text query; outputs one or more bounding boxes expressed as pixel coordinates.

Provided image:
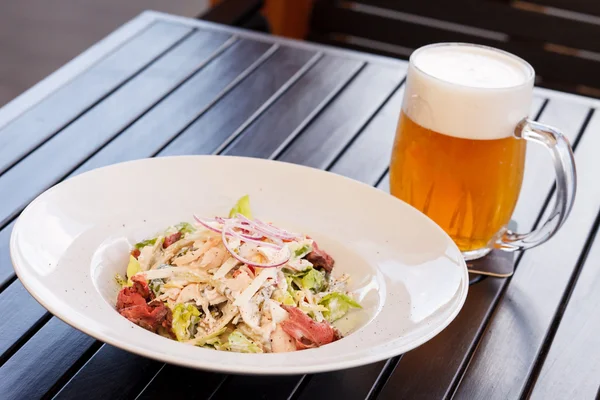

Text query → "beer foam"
[404,43,534,140]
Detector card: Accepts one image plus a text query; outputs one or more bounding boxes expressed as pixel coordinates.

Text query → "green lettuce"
[229,195,253,219]
[114,273,127,287]
[294,244,312,259]
[134,238,157,249]
[298,268,327,293]
[227,330,263,353]
[191,326,227,346]
[171,303,200,341]
[149,279,164,297]
[319,292,362,322]
[273,289,296,306]
[125,255,142,285]
[175,222,195,235]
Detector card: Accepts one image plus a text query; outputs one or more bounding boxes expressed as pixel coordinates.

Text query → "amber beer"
[390,43,536,259]
[391,112,526,252]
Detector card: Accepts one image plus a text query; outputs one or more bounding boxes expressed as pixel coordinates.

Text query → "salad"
[115,196,361,353]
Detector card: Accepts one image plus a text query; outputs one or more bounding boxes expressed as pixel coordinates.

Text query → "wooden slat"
[0,281,47,363]
[529,218,600,399]
[311,5,600,89]
[159,46,318,157]
[378,97,591,399]
[0,318,97,399]
[377,172,390,192]
[0,30,231,229]
[222,55,364,157]
[453,108,597,398]
[357,0,600,53]
[48,45,318,400]
[54,345,163,400]
[137,366,226,399]
[211,375,304,400]
[0,221,15,289]
[328,86,403,183]
[71,39,275,174]
[277,63,405,167]
[0,22,192,176]
[296,361,393,400]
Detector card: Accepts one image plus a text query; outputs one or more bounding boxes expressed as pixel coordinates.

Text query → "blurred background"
[0,0,208,107]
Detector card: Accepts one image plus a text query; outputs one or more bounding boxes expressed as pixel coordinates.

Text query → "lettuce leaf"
[273,288,296,306]
[126,255,142,285]
[175,222,195,235]
[134,238,157,249]
[227,330,263,353]
[294,244,312,258]
[229,195,253,219]
[191,326,227,346]
[319,292,362,322]
[171,303,200,341]
[298,268,327,293]
[114,273,127,287]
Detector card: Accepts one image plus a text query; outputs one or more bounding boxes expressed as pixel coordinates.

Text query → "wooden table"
[0,11,598,400]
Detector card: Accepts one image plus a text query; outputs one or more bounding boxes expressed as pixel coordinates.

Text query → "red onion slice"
[236,214,302,240]
[221,225,290,268]
[193,215,222,234]
[224,223,281,249]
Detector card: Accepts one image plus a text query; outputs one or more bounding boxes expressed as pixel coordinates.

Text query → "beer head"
[405,43,534,140]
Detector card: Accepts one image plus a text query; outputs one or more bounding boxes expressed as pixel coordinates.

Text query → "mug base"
[462,247,493,261]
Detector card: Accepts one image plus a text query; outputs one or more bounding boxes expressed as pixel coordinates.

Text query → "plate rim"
[10,155,469,375]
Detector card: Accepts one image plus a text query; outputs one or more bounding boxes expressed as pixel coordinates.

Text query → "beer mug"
[390,43,576,261]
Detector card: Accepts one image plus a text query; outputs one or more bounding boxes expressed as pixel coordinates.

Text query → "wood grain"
[211,375,305,400]
[53,345,163,400]
[159,46,317,157]
[328,86,403,184]
[137,366,226,399]
[0,280,47,363]
[222,55,364,157]
[276,63,405,167]
[72,38,274,174]
[0,318,96,399]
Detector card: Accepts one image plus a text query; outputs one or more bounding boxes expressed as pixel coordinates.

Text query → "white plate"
[11,156,468,375]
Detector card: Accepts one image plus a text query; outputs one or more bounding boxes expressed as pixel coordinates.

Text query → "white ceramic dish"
[11,156,468,375]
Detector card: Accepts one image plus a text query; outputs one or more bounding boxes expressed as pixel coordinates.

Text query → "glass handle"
[497,119,577,252]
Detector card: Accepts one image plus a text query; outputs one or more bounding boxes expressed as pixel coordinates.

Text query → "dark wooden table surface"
[0,10,599,400]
